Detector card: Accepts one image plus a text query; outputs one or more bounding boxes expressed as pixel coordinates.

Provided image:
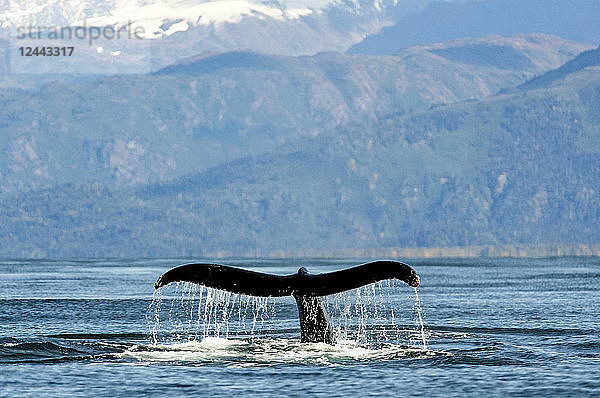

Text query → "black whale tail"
[154,260,420,344]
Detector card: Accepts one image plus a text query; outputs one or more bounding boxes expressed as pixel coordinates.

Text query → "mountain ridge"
[1,49,598,257]
[515,46,600,91]
[0,0,428,81]
[1,34,585,195]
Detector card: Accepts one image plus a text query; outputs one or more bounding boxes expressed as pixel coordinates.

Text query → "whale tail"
[154,260,420,344]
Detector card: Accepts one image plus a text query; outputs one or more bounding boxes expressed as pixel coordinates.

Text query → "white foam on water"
[121,337,435,366]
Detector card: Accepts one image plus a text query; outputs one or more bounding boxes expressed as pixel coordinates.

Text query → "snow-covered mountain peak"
[0,0,425,71]
[0,0,323,35]
[80,0,314,38]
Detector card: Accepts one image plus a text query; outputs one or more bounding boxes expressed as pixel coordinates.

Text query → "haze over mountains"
[0,0,599,257]
[349,0,600,55]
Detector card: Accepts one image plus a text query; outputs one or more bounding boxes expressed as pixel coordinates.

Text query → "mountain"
[0,34,587,194]
[1,46,598,257]
[0,0,428,84]
[516,46,600,91]
[349,0,600,55]
[0,0,385,35]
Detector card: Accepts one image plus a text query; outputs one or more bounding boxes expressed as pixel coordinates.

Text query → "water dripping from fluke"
[148,261,425,349]
[413,287,428,350]
[146,288,163,345]
[146,282,276,346]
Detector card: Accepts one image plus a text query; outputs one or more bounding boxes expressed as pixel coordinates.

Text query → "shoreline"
[257,243,600,259]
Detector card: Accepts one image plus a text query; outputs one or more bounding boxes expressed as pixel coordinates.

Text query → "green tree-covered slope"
[2,47,598,257]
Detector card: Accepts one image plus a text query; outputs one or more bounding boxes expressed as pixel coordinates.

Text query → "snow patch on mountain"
[80,0,313,39]
[0,0,316,35]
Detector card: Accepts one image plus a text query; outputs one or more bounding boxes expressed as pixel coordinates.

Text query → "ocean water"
[1,257,598,397]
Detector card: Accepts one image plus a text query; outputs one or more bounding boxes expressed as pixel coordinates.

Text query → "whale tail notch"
[154,260,420,344]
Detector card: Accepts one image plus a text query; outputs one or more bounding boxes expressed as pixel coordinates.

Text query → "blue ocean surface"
[1,257,598,397]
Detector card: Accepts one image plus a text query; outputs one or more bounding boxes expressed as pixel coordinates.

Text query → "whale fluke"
[154,260,420,343]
